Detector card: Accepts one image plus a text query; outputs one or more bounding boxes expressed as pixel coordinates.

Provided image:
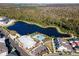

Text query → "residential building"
[8,32,55,56]
[69,38,79,53]
[0,17,15,26]
[54,38,73,52]
[0,42,8,56]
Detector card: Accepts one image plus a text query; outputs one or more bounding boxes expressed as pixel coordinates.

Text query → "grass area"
[44,40,54,53]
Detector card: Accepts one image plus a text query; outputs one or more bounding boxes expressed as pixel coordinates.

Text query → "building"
[0,17,15,26]
[0,33,5,43]
[69,38,79,53]
[31,45,49,56]
[0,28,8,56]
[8,30,20,39]
[18,35,36,49]
[54,38,73,52]
[0,43,8,56]
[8,32,55,56]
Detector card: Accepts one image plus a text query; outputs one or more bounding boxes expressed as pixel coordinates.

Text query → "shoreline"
[0,18,69,35]
[1,19,73,38]
[16,20,74,38]
[17,20,67,34]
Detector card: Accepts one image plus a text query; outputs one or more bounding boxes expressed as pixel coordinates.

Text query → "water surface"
[8,21,71,37]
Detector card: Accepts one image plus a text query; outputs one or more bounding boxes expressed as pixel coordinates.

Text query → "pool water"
[33,34,45,41]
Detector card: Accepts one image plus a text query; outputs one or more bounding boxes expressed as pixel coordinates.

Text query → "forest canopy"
[0,4,79,36]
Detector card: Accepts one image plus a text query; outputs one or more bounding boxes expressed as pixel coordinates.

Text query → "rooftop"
[0,17,10,22]
[69,38,79,49]
[0,17,3,21]
[0,42,8,54]
[0,17,15,26]
[11,32,54,55]
[0,30,6,43]
[18,35,36,49]
[54,38,73,52]
[31,45,49,56]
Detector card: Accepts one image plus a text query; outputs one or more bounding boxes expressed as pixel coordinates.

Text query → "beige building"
[8,32,55,56]
[0,43,8,56]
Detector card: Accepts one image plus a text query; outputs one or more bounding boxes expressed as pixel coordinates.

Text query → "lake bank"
[16,20,73,37]
[8,21,71,37]
[17,20,66,34]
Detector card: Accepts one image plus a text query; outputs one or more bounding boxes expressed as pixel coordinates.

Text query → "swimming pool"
[33,34,45,41]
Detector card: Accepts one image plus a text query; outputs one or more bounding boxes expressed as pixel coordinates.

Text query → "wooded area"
[0,4,79,36]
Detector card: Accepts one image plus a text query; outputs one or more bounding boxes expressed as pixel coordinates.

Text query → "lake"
[7,21,71,37]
